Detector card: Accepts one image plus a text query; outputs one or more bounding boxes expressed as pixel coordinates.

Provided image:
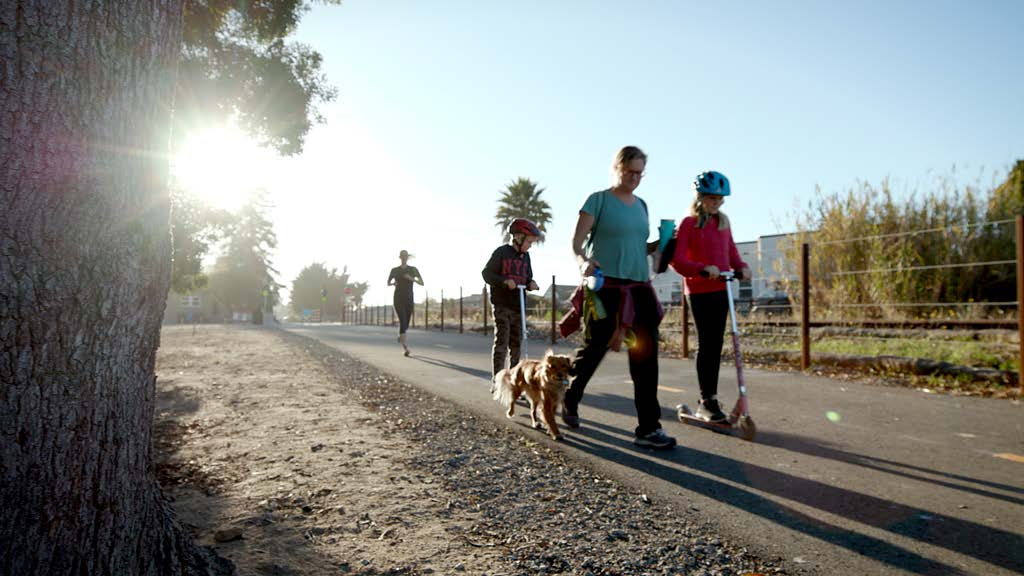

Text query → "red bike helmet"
[508,218,543,238]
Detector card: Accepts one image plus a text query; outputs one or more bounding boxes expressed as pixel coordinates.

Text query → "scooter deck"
[677,404,756,441]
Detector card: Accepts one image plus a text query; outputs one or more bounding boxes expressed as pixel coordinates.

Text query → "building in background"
[163,290,220,324]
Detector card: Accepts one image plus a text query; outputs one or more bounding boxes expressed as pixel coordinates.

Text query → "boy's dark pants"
[687,290,728,399]
[565,284,663,436]
[492,306,523,377]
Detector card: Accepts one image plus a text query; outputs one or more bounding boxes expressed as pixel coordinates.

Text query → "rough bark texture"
[1,2,229,574]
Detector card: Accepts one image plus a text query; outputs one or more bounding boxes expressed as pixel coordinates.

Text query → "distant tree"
[291,263,341,314]
[494,177,552,243]
[348,281,370,307]
[169,186,232,294]
[289,263,368,319]
[207,192,281,319]
[2,2,339,573]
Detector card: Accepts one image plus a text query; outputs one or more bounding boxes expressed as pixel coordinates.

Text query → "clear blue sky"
[225,0,1024,306]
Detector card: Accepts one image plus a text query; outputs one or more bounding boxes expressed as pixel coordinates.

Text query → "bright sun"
[171,125,266,211]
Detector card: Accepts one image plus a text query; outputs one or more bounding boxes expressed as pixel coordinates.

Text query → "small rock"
[607,529,629,541]
[213,527,243,542]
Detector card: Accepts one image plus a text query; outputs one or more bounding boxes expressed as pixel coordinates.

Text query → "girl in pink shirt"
[669,171,751,423]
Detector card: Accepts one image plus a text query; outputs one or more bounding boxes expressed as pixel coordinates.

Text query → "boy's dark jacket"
[481,244,533,311]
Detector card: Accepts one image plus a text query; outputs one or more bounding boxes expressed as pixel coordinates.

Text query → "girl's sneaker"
[696,398,728,423]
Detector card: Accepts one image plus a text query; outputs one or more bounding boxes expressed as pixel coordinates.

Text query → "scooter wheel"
[737,416,756,442]
[676,404,693,420]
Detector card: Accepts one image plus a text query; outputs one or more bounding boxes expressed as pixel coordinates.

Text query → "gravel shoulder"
[155,324,789,575]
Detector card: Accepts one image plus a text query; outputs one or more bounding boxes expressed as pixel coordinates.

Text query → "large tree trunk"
[1,2,229,574]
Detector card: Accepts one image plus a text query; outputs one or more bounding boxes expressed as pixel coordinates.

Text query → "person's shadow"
[560,391,1021,575]
[411,354,492,380]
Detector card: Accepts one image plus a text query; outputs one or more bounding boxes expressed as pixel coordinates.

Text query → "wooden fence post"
[440,289,445,333]
[801,242,810,370]
[483,285,489,332]
[1017,215,1023,394]
[551,274,557,344]
[459,287,464,334]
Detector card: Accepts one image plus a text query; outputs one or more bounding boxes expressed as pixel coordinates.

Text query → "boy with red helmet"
[482,219,542,382]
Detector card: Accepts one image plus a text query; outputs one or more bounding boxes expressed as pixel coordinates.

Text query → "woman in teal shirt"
[563,146,675,450]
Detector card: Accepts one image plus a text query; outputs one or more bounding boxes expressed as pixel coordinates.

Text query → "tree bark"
[1,2,229,574]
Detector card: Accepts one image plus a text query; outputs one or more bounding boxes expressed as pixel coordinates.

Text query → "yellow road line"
[659,385,685,393]
[993,453,1024,463]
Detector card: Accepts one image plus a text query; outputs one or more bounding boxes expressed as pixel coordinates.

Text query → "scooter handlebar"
[698,270,737,281]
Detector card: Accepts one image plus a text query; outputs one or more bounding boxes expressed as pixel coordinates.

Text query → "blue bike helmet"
[692,171,731,196]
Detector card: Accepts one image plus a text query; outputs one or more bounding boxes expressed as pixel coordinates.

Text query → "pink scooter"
[676,270,757,441]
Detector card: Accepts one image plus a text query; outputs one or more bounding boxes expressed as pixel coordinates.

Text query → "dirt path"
[156,325,505,575]
[155,325,787,576]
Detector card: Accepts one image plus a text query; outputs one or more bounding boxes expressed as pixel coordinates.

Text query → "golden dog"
[492,350,572,440]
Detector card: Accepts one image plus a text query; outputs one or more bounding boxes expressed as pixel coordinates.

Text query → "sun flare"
[171,125,267,211]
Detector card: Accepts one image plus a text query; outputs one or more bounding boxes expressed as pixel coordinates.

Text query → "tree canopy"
[494,177,552,243]
[170,0,342,298]
[175,0,341,155]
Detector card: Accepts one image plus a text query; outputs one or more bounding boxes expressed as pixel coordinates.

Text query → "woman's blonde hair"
[610,145,647,182]
[690,193,730,230]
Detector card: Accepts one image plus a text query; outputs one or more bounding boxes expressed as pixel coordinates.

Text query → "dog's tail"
[492,368,515,408]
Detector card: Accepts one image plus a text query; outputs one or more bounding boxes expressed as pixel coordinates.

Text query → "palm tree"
[494,177,553,243]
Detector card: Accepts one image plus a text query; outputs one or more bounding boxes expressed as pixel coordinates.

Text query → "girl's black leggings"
[687,289,729,399]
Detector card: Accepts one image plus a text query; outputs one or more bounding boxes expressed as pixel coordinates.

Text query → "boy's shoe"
[561,401,580,429]
[633,428,677,449]
[695,398,728,424]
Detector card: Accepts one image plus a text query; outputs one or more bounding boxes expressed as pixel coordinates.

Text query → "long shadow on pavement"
[583,389,1023,504]
[755,430,1024,505]
[411,354,493,380]
[562,399,1021,575]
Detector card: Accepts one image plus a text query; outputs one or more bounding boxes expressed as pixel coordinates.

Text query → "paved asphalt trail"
[284,323,1023,576]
